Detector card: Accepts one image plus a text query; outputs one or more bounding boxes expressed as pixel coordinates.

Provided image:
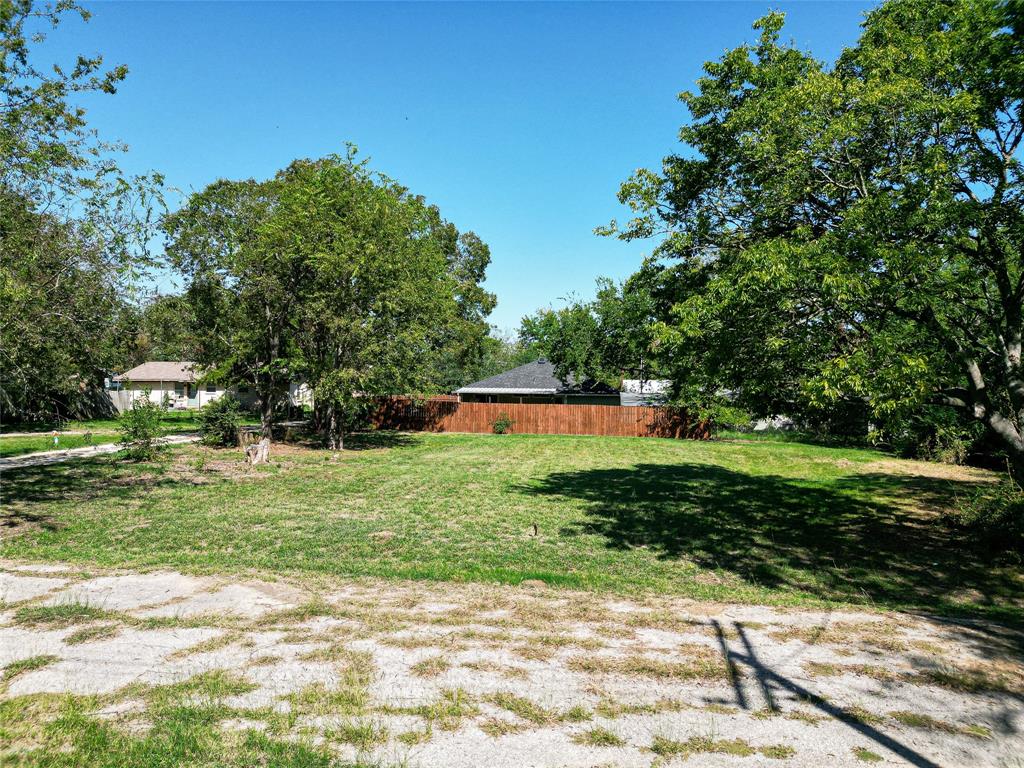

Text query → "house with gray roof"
[111,361,239,411]
[456,359,619,405]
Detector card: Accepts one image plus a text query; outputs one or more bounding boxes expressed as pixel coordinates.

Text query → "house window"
[174,382,185,398]
[206,384,216,393]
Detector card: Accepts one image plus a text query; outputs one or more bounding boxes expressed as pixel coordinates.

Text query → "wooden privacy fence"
[368,397,710,440]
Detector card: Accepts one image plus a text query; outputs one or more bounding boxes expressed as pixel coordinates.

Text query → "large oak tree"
[604,0,1024,479]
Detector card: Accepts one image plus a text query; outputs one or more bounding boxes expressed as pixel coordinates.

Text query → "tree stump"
[245,437,270,466]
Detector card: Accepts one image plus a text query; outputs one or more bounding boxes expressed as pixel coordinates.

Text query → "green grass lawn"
[0,411,220,458]
[1,432,1020,624]
[0,410,207,436]
[0,434,124,458]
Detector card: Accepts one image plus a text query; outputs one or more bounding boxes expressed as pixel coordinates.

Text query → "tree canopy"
[602,0,1024,478]
[165,150,494,445]
[519,275,663,388]
[1,0,162,421]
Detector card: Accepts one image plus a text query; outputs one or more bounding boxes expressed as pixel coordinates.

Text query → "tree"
[113,294,199,369]
[1,0,162,421]
[164,177,301,436]
[427,230,498,392]
[165,151,492,448]
[518,276,663,387]
[1,192,126,419]
[279,156,463,449]
[603,0,1024,479]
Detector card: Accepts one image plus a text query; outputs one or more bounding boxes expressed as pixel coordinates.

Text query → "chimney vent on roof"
[537,357,547,364]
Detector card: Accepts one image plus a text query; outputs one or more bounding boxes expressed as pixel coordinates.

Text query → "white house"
[111,361,245,411]
[619,379,671,407]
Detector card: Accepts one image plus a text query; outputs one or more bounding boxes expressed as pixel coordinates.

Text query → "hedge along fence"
[368,397,711,440]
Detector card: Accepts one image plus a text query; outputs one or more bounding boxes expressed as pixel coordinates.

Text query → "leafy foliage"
[492,412,515,434]
[197,395,244,447]
[119,294,200,366]
[0,0,163,422]
[603,0,1024,479]
[166,149,492,447]
[519,276,663,388]
[947,477,1024,556]
[118,394,164,460]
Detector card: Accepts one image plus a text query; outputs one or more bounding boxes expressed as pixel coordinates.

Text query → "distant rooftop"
[457,359,617,395]
[113,361,199,383]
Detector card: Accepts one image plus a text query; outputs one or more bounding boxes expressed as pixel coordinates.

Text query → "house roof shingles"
[456,359,617,395]
[114,361,200,383]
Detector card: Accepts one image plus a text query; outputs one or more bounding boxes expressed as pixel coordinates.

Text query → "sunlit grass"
[1,431,1018,623]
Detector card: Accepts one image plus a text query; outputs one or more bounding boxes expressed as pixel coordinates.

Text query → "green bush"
[197,395,244,447]
[118,395,164,461]
[946,479,1024,558]
[885,407,984,465]
[492,412,514,435]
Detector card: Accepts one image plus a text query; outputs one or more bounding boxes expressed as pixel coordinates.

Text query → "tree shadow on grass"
[271,427,421,452]
[519,462,1023,629]
[0,456,185,533]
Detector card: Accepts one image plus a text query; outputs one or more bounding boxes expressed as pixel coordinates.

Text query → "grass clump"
[918,662,1023,696]
[889,710,992,738]
[568,653,727,681]
[0,688,352,767]
[396,725,433,744]
[573,727,625,747]
[487,692,591,726]
[651,735,755,758]
[651,734,793,760]
[487,692,556,725]
[14,602,115,627]
[410,655,451,678]
[381,688,479,731]
[839,706,885,726]
[63,623,121,645]
[853,746,884,762]
[595,697,687,718]
[2,654,59,683]
[479,717,526,737]
[803,661,903,683]
[169,631,242,659]
[324,719,388,750]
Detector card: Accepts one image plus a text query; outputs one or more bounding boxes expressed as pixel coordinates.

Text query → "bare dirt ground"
[1,561,1021,767]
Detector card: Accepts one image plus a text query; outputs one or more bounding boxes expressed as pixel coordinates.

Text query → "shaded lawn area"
[0,434,122,458]
[1,432,1020,624]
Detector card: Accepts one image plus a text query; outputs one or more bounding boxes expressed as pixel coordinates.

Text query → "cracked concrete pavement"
[1,562,1021,767]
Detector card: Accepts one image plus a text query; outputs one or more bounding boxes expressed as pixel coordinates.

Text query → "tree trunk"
[260,394,274,438]
[326,404,344,451]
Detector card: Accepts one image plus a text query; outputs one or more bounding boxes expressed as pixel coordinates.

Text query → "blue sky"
[58,1,874,332]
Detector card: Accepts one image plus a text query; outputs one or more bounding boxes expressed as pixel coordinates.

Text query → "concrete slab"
[135,583,299,619]
[0,573,68,603]
[44,573,213,612]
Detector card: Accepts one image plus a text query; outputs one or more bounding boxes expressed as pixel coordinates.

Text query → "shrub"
[946,478,1024,557]
[884,407,984,465]
[492,412,514,434]
[118,395,164,460]
[198,395,244,447]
